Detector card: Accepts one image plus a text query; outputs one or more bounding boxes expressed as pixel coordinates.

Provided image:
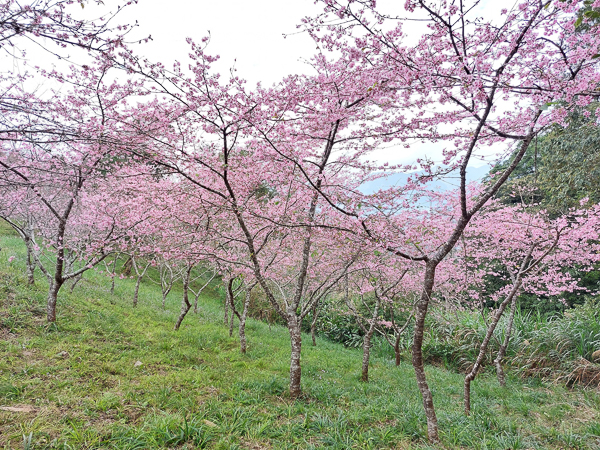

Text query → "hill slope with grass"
[1,227,600,450]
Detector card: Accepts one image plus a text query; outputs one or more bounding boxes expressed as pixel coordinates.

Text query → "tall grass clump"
[423,299,600,386]
[515,299,600,385]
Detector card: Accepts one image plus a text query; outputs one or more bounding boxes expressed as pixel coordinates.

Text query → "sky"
[104,0,324,87]
[1,0,504,181]
[108,0,501,176]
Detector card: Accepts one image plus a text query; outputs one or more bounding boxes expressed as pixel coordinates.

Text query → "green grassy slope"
[1,226,599,449]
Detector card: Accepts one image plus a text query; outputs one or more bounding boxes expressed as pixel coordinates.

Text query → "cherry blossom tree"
[456,200,600,414]
[0,184,39,284]
[302,0,600,441]
[112,41,404,398]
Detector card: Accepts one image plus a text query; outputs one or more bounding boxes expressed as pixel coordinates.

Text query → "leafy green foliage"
[489,106,600,213]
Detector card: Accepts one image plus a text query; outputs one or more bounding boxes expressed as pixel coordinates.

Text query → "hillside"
[1,229,599,450]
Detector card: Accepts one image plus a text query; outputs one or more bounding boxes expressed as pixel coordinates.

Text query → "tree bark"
[361,329,374,382]
[362,298,380,382]
[24,237,35,285]
[229,305,236,337]
[227,277,236,337]
[46,279,62,322]
[412,261,439,443]
[464,280,522,415]
[379,307,411,367]
[131,258,149,308]
[190,270,216,314]
[223,281,230,326]
[69,273,82,293]
[238,283,256,354]
[288,315,303,399]
[46,217,68,323]
[174,266,193,331]
[133,276,141,308]
[107,255,119,296]
[310,304,318,347]
[494,293,518,387]
[122,256,133,276]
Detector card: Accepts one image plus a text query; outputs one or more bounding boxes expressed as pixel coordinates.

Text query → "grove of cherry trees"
[1,0,600,443]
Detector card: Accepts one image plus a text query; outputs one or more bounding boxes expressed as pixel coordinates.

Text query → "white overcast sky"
[113,0,325,87]
[3,0,506,175]
[116,0,502,173]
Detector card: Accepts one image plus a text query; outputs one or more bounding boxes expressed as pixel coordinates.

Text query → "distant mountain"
[359,165,490,194]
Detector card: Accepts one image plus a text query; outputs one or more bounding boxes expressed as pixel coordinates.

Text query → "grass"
[1,225,600,449]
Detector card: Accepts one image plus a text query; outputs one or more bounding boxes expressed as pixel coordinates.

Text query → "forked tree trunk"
[190,270,216,314]
[379,306,412,367]
[131,258,150,308]
[193,292,201,313]
[174,266,193,331]
[159,263,175,309]
[464,280,522,415]
[69,273,82,293]
[390,313,413,366]
[194,294,199,313]
[494,294,519,387]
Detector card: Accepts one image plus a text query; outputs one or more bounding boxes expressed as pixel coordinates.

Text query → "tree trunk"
[122,256,133,276]
[494,293,518,387]
[239,313,248,354]
[46,280,62,322]
[223,287,230,325]
[394,335,401,366]
[174,267,192,331]
[361,330,374,382]
[412,262,439,443]
[108,256,118,296]
[194,292,200,313]
[464,280,521,415]
[288,315,302,399]
[229,305,236,337]
[133,276,141,308]
[227,278,236,337]
[132,259,150,308]
[47,220,67,323]
[310,304,318,347]
[25,238,35,285]
[69,273,82,293]
[361,300,380,382]
[238,284,255,354]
